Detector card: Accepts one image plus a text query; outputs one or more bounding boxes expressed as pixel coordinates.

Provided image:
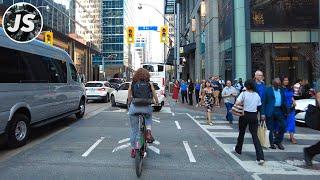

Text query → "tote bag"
[305,104,320,131]
[257,121,270,148]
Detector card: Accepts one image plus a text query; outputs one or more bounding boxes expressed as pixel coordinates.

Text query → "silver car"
[0,28,86,148]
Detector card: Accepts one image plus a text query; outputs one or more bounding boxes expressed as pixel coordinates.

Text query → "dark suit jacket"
[261,87,287,117]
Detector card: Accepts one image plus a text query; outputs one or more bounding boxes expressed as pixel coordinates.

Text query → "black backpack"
[132,81,153,106]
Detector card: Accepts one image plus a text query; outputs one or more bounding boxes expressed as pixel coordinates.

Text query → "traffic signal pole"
[176,3,180,81]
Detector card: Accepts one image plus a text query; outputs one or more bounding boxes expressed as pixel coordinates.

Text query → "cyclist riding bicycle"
[128,68,159,158]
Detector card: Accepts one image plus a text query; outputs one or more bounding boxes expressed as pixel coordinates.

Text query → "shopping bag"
[305,104,320,131]
[257,121,270,148]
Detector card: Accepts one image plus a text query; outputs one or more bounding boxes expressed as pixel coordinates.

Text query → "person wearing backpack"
[127,68,159,158]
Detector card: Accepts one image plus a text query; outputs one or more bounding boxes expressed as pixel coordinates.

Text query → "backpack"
[132,81,153,106]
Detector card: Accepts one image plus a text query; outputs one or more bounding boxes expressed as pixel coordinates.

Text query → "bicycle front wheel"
[135,149,143,177]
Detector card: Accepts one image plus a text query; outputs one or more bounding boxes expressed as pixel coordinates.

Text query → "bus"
[141,63,166,95]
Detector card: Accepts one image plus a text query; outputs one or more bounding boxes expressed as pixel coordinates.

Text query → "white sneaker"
[196,104,199,107]
[257,160,265,166]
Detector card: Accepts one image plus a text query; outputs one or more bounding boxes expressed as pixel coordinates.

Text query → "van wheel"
[6,114,30,148]
[111,95,116,107]
[76,99,85,119]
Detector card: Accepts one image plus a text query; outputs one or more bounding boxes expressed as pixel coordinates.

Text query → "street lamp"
[200,0,206,17]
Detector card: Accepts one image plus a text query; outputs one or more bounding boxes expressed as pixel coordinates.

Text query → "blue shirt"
[181,83,188,91]
[195,83,201,91]
[274,88,281,107]
[255,82,265,99]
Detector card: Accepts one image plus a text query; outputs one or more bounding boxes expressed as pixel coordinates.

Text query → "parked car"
[85,81,114,103]
[0,28,86,148]
[110,82,165,111]
[295,98,316,123]
[108,78,125,89]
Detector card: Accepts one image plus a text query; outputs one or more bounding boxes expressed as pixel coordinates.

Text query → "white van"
[0,28,86,148]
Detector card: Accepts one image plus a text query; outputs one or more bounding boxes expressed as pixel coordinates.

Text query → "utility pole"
[176,2,180,81]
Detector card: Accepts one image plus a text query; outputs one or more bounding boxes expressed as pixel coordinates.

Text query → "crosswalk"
[189,114,320,176]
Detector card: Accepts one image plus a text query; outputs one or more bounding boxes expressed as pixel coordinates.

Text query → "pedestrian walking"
[235,78,244,94]
[293,79,302,100]
[188,79,194,105]
[211,76,221,107]
[202,80,214,125]
[199,80,206,107]
[261,78,287,150]
[254,70,266,120]
[218,76,224,105]
[172,80,180,103]
[180,80,188,104]
[222,80,238,124]
[195,80,201,107]
[234,79,265,165]
[282,77,297,144]
[304,92,320,167]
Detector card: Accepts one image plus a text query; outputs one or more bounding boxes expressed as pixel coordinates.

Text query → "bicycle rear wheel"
[135,149,143,177]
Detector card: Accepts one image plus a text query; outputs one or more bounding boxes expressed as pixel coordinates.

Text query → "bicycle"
[135,113,148,178]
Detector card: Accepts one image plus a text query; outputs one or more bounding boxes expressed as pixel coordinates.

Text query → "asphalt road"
[0,99,319,180]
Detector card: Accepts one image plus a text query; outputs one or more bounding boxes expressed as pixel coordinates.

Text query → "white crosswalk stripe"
[190,114,320,176]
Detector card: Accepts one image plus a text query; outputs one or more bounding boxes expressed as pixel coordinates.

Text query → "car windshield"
[85,83,103,87]
[109,79,122,84]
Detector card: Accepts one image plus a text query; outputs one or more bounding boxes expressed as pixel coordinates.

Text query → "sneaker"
[304,148,313,167]
[257,160,265,166]
[275,143,285,150]
[131,149,136,158]
[145,130,155,143]
[196,104,199,107]
[269,144,276,149]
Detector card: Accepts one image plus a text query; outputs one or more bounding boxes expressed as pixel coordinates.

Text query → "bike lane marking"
[82,137,105,157]
[183,141,196,163]
[175,121,181,129]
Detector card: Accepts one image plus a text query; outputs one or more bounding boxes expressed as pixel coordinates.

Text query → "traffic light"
[127,26,135,44]
[160,26,168,43]
[44,31,53,46]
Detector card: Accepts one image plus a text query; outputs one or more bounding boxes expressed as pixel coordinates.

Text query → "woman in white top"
[234,79,265,165]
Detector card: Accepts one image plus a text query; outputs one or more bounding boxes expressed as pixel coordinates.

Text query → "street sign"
[138,26,158,31]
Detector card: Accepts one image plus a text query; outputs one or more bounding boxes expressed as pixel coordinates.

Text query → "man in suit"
[261,78,287,150]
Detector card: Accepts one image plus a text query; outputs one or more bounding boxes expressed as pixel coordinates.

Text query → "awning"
[182,43,196,55]
[165,48,175,65]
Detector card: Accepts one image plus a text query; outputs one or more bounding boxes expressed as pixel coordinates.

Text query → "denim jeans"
[225,102,234,122]
[128,103,152,147]
[266,107,286,145]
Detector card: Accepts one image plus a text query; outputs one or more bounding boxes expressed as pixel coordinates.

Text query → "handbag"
[231,92,245,116]
[257,121,270,148]
[305,104,320,131]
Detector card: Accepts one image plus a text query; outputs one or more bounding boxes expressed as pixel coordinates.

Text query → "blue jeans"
[128,103,152,147]
[225,103,234,122]
[266,107,286,145]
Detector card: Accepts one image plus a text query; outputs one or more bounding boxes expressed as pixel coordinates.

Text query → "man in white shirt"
[222,80,238,124]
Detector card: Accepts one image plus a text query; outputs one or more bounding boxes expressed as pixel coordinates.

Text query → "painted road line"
[224,144,309,153]
[175,121,181,129]
[161,107,172,114]
[112,143,131,153]
[0,126,70,163]
[210,132,320,140]
[201,125,233,130]
[148,145,160,154]
[152,119,161,123]
[183,141,196,163]
[118,138,130,144]
[82,137,105,157]
[153,140,160,145]
[241,160,320,175]
[153,116,160,120]
[187,113,320,176]
[175,121,182,129]
[198,120,239,124]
